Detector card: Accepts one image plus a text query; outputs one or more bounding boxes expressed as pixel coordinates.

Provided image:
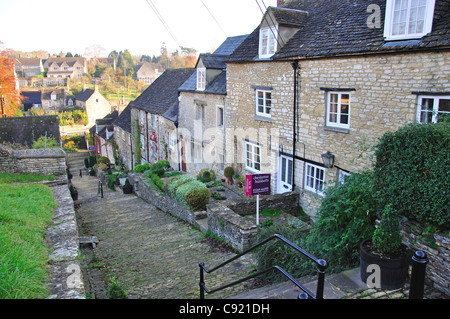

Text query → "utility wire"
[255,0,284,51]
[145,0,181,48]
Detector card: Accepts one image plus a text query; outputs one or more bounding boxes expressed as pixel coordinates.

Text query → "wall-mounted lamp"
[321,151,335,168]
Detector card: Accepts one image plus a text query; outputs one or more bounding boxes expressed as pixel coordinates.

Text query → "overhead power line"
[145,0,181,47]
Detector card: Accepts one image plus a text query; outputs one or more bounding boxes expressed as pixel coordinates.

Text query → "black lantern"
[321,151,335,168]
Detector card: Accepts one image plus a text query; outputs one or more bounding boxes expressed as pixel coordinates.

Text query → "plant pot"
[122,185,133,194]
[119,177,127,186]
[89,170,96,176]
[71,190,78,201]
[359,238,409,290]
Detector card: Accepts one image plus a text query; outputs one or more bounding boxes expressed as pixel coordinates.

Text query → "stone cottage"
[177,35,248,178]
[225,0,450,217]
[113,105,134,170]
[129,68,195,169]
[75,85,112,126]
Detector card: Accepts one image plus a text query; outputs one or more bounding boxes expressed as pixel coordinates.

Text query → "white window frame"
[197,67,206,91]
[245,141,261,173]
[326,92,351,129]
[338,169,351,184]
[416,95,450,123]
[217,105,224,127]
[304,163,325,196]
[256,89,272,118]
[384,0,436,41]
[168,132,175,150]
[196,103,205,122]
[259,26,278,59]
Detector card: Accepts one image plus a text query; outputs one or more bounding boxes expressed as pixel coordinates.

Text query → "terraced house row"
[103,0,449,218]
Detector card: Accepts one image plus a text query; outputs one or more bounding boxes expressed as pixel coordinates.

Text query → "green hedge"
[374,123,449,228]
[164,174,210,211]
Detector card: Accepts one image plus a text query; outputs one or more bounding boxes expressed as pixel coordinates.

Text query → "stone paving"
[68,152,257,299]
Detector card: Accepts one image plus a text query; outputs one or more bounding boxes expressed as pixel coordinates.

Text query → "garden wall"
[0,144,66,176]
[208,192,300,251]
[401,219,450,296]
[0,115,61,147]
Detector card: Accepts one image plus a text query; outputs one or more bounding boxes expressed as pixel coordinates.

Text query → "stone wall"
[0,144,66,175]
[401,219,449,296]
[0,115,61,148]
[207,192,300,251]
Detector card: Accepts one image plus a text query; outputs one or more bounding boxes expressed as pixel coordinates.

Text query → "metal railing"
[199,234,328,299]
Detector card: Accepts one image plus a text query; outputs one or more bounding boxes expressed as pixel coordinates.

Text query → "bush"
[32,136,59,149]
[304,171,378,272]
[372,204,403,256]
[134,163,150,173]
[186,188,210,211]
[175,180,207,208]
[197,168,216,183]
[374,123,450,228]
[224,166,234,178]
[166,174,194,196]
[150,173,164,191]
[98,156,110,165]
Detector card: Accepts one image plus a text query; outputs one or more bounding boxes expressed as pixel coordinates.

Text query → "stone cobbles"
[68,152,257,299]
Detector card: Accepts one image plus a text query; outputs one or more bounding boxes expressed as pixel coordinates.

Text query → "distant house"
[129,68,195,168]
[90,111,118,162]
[75,86,112,126]
[113,105,133,170]
[133,62,163,85]
[21,90,42,111]
[90,57,116,70]
[44,57,87,79]
[15,58,44,77]
[41,88,75,113]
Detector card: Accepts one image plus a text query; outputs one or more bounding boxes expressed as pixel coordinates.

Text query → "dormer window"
[197,67,206,91]
[259,26,278,59]
[384,0,436,41]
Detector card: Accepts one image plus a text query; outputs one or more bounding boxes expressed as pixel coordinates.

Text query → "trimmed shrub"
[224,166,234,178]
[166,174,194,196]
[196,168,216,183]
[98,156,110,165]
[374,123,450,228]
[175,180,207,207]
[150,173,164,191]
[134,163,150,173]
[372,204,403,256]
[186,188,211,211]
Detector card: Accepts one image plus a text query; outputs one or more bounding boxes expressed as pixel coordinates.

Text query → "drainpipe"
[291,60,300,192]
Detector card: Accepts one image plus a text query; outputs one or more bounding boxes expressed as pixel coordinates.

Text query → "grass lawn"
[0,174,57,299]
[0,173,55,184]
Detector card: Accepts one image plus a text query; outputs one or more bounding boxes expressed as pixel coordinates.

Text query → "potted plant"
[224,166,234,185]
[360,204,409,290]
[68,184,78,201]
[122,179,133,194]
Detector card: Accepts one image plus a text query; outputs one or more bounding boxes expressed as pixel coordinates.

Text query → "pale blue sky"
[0,0,277,56]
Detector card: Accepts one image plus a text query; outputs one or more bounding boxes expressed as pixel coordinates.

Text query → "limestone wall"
[401,220,450,296]
[0,144,66,175]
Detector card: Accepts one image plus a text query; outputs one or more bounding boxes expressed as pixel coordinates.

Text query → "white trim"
[384,0,436,41]
[416,95,450,123]
[216,105,224,127]
[326,91,351,129]
[197,67,206,91]
[259,26,278,59]
[255,89,272,118]
[245,141,261,173]
[277,154,293,193]
[304,163,325,196]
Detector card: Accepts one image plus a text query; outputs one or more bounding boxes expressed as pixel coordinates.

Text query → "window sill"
[254,115,272,122]
[245,167,261,175]
[324,126,350,134]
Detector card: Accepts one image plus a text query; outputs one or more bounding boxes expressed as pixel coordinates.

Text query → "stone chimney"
[277,0,285,6]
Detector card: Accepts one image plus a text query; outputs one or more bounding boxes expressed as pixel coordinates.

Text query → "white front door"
[278,155,293,193]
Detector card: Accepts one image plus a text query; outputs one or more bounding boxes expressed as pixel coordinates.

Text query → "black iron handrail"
[199,234,328,299]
